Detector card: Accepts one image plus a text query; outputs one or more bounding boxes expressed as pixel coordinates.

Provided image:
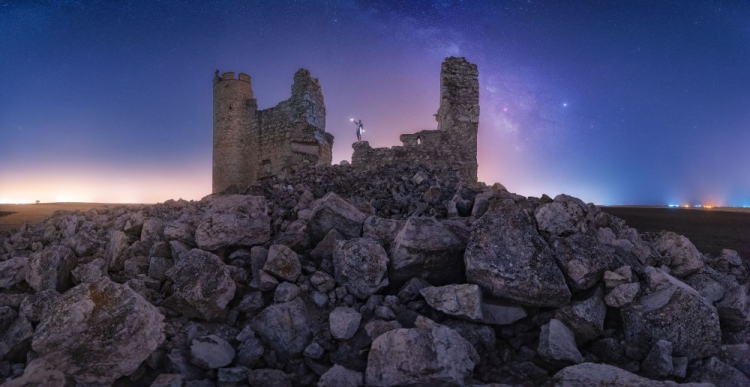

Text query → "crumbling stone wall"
[351,57,479,181]
[213,69,333,193]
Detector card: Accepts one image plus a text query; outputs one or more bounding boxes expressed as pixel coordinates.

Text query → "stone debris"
[0,56,748,386]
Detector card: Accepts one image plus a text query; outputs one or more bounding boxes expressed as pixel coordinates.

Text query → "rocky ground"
[0,163,748,386]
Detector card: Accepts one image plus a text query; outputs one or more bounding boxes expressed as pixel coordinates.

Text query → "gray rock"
[550,234,616,292]
[263,244,301,282]
[642,266,672,292]
[236,291,264,314]
[333,238,389,299]
[364,319,402,341]
[362,216,404,247]
[555,286,606,343]
[141,218,165,244]
[274,282,300,303]
[19,289,59,322]
[71,257,107,284]
[310,271,336,293]
[687,356,749,387]
[716,249,743,269]
[365,316,478,386]
[721,343,750,376]
[247,368,293,387]
[534,194,588,236]
[0,256,27,289]
[105,230,130,271]
[375,306,396,320]
[31,277,165,385]
[622,269,721,360]
[150,373,184,387]
[603,265,633,290]
[672,356,688,378]
[538,319,584,364]
[25,245,77,292]
[329,307,362,340]
[124,255,149,278]
[389,216,466,286]
[653,231,705,278]
[604,282,640,308]
[195,195,271,250]
[169,240,191,262]
[419,283,483,321]
[252,297,310,359]
[0,306,17,333]
[2,357,67,387]
[397,277,432,304]
[684,273,726,303]
[309,229,345,263]
[148,256,174,281]
[0,317,33,362]
[480,300,527,325]
[318,364,364,387]
[641,339,673,378]
[549,362,693,387]
[716,285,749,330]
[164,249,236,321]
[248,246,268,288]
[258,270,279,291]
[190,335,235,369]
[164,220,196,245]
[218,366,250,384]
[308,192,367,242]
[237,336,264,367]
[304,341,325,359]
[464,199,571,308]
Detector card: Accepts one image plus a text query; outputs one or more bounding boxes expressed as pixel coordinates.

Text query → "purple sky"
[1,1,749,205]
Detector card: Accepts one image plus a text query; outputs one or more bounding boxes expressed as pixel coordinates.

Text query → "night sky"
[2,1,749,206]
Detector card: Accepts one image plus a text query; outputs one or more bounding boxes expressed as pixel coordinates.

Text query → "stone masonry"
[212,69,334,193]
[351,57,479,181]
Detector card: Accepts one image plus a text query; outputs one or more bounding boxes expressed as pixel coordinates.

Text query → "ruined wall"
[213,69,333,193]
[351,57,479,181]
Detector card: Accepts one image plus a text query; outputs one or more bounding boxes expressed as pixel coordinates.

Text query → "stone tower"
[212,69,333,194]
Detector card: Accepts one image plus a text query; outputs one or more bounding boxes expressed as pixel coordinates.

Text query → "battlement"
[213,71,252,85]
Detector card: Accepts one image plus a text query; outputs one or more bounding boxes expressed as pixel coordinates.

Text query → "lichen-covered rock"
[252,297,310,359]
[653,231,705,278]
[25,245,77,292]
[329,307,362,340]
[464,199,571,308]
[555,286,606,343]
[164,249,236,321]
[190,335,235,369]
[419,283,483,321]
[263,244,301,283]
[389,216,466,286]
[195,195,271,250]
[538,319,584,364]
[622,269,721,360]
[534,194,588,236]
[333,238,389,299]
[308,192,367,242]
[0,256,27,289]
[30,277,164,385]
[365,316,478,386]
[550,234,616,292]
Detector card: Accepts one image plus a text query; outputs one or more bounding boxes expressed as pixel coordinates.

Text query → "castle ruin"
[351,57,479,181]
[212,69,334,193]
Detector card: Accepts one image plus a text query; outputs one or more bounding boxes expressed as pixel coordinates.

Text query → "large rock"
[67,229,99,257]
[419,283,483,321]
[653,231,705,278]
[333,238,389,299]
[164,249,236,321]
[3,357,67,387]
[362,216,404,247]
[308,192,367,242]
[318,364,364,387]
[365,316,478,386]
[0,256,27,289]
[464,199,571,308]
[534,194,588,236]
[716,285,749,330]
[25,245,77,292]
[190,335,235,369]
[30,277,164,384]
[550,235,616,292]
[555,286,606,343]
[0,316,33,362]
[622,268,721,360]
[329,307,362,340]
[538,319,584,364]
[252,297,310,359]
[641,339,673,378]
[141,218,164,244]
[389,216,466,286]
[687,356,750,387]
[195,195,271,250]
[106,229,130,271]
[549,362,697,387]
[263,244,302,283]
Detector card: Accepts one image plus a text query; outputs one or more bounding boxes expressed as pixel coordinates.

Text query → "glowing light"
[562,103,568,107]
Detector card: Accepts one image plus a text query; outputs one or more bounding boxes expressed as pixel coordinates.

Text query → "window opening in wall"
[262,159,271,175]
[229,103,232,110]
[417,137,421,145]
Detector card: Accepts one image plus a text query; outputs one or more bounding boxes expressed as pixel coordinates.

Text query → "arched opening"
[417,136,421,145]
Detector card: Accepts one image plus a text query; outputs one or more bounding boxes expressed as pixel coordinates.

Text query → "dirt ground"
[0,203,128,233]
[603,206,750,259]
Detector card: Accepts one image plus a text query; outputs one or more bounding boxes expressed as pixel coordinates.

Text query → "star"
[562,103,568,107]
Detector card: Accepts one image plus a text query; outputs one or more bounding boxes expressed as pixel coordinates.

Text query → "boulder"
[19,289,59,322]
[195,195,271,250]
[389,216,466,286]
[25,245,77,292]
[252,297,310,359]
[0,256,27,289]
[2,357,67,387]
[684,273,726,303]
[71,257,107,284]
[362,216,404,247]
[190,335,235,369]
[641,339,673,378]
[537,319,584,364]
[329,307,362,340]
[716,285,749,330]
[141,218,165,244]
[30,277,164,385]
[164,249,236,321]
[365,316,478,386]
[263,244,301,283]
[622,269,721,360]
[419,283,483,321]
[105,230,130,271]
[309,229,345,263]
[555,286,606,343]
[318,364,364,387]
[67,229,99,257]
[333,238,389,299]
[534,194,588,236]
[653,231,705,278]
[164,220,196,245]
[308,192,367,242]
[549,362,694,387]
[464,199,571,308]
[550,235,616,292]
[148,256,174,281]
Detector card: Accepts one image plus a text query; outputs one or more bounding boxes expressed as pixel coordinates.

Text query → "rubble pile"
[0,163,748,386]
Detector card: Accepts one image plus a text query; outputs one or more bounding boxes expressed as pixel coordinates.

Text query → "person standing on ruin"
[352,119,364,142]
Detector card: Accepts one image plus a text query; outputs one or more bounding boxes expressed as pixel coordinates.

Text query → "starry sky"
[1,0,749,205]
